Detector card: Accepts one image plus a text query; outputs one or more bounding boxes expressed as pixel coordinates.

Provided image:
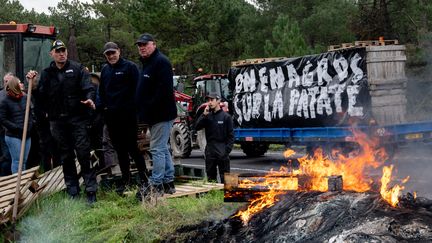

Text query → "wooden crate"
[231,57,287,67]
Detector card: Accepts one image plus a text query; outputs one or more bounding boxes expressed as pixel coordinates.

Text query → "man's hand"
[81,99,95,110]
[26,70,38,89]
[203,105,209,116]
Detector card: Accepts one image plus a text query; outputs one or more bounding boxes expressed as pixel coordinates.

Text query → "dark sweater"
[35,59,95,120]
[136,49,177,125]
[195,109,234,159]
[100,58,139,112]
[0,94,33,139]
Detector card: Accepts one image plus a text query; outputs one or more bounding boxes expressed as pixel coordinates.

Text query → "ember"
[166,192,432,242]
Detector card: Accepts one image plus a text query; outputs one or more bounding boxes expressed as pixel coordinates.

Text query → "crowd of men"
[0,33,234,205]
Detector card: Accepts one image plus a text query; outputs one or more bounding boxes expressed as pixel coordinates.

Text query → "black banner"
[228,48,371,128]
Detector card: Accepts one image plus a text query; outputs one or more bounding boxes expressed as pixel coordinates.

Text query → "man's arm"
[225,114,234,154]
[79,66,96,109]
[195,113,208,131]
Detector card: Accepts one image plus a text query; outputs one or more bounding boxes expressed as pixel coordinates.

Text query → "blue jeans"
[5,136,31,174]
[149,120,174,185]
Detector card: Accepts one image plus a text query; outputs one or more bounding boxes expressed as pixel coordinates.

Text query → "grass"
[14,186,241,243]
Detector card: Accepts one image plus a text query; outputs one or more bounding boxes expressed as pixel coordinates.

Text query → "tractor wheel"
[241,143,269,157]
[170,122,192,158]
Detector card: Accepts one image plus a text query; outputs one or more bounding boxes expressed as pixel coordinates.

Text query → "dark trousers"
[105,109,148,185]
[205,157,230,183]
[50,118,97,195]
[36,119,61,171]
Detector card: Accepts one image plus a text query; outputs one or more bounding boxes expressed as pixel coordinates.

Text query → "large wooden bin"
[366,45,407,125]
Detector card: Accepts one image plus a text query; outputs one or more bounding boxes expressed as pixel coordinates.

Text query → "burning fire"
[233,129,409,224]
[380,165,409,207]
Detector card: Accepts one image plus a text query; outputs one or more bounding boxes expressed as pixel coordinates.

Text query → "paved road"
[179,143,432,198]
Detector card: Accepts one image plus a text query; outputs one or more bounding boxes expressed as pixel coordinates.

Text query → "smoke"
[390,143,432,199]
[405,34,432,121]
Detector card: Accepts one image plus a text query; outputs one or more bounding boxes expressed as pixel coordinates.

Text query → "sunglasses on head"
[55,48,66,53]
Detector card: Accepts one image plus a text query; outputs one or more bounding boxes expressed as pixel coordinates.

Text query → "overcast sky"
[18,0,91,13]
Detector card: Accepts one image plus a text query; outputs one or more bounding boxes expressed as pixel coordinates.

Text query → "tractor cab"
[0,23,57,87]
[192,74,231,114]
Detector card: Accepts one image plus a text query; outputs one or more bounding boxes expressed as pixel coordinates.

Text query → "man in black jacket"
[100,42,149,194]
[28,40,97,204]
[135,33,177,199]
[195,93,234,183]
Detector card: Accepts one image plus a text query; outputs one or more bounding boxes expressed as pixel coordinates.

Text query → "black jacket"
[35,60,95,120]
[100,58,139,112]
[195,109,234,160]
[136,49,177,125]
[0,94,33,139]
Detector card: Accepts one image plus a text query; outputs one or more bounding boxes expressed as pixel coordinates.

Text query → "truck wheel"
[170,123,192,158]
[241,143,269,157]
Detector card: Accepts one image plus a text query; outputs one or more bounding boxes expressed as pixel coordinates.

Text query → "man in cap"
[99,41,149,195]
[195,92,234,183]
[27,40,97,204]
[135,33,177,199]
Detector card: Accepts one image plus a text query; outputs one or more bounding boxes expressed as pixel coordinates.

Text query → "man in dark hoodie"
[135,33,177,199]
[195,93,234,183]
[29,40,97,204]
[99,42,149,195]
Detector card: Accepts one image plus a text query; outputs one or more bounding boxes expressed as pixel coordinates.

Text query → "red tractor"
[0,22,58,85]
[170,74,231,158]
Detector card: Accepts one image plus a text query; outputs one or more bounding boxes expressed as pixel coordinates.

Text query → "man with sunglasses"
[99,42,149,195]
[30,40,97,204]
[195,93,234,183]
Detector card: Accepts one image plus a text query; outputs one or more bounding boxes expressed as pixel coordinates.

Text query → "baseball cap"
[135,33,155,45]
[103,42,119,54]
[206,92,220,100]
[51,40,66,50]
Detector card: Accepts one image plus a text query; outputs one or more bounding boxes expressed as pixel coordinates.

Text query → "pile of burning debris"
[165,130,432,242]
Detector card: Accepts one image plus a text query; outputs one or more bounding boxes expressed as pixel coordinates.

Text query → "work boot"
[86,191,97,205]
[163,181,176,194]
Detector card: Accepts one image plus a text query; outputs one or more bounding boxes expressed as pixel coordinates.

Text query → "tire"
[170,122,192,158]
[241,143,269,157]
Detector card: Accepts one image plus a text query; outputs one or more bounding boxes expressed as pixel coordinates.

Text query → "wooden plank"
[0,166,39,183]
[164,183,223,199]
[0,172,37,188]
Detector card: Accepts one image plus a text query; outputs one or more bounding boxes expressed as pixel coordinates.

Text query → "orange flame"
[233,130,408,224]
[380,165,409,207]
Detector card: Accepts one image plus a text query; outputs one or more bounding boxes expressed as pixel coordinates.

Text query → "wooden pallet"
[0,161,85,224]
[164,182,223,199]
[328,39,399,51]
[0,166,39,224]
[231,57,287,67]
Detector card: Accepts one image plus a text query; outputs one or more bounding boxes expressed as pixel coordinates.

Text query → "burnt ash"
[165,191,432,242]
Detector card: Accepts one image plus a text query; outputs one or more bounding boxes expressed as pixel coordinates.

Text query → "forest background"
[1,0,432,118]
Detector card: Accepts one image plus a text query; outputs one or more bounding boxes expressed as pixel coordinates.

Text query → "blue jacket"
[100,58,139,112]
[136,49,177,125]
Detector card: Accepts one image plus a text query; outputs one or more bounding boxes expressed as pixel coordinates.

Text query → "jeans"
[149,120,174,185]
[5,136,31,174]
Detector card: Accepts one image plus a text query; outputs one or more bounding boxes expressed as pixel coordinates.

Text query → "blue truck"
[228,43,432,157]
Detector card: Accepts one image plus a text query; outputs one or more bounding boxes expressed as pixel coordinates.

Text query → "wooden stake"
[12,73,34,224]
